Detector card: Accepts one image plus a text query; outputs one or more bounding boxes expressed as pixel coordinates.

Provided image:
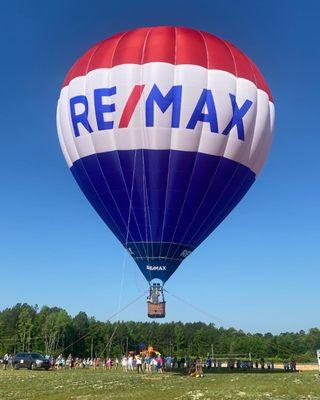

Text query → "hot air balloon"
[56,26,275,318]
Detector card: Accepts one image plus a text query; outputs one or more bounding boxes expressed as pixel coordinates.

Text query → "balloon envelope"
[57,26,275,283]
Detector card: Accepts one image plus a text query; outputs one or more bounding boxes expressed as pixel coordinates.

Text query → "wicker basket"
[147,301,166,318]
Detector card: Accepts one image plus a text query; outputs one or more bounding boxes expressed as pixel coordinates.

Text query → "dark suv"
[13,352,50,370]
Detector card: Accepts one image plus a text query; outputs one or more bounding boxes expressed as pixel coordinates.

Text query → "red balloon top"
[63,26,272,101]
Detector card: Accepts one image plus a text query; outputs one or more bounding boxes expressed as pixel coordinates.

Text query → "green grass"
[0,368,320,400]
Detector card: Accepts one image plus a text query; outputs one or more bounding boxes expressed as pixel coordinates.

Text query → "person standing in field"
[172,356,177,368]
[128,355,133,371]
[8,354,13,369]
[66,354,73,368]
[121,355,128,372]
[49,354,55,369]
[136,355,143,373]
[145,354,152,374]
[157,355,164,373]
[56,354,61,369]
[3,354,8,370]
[104,357,111,370]
[151,356,157,372]
[166,355,172,370]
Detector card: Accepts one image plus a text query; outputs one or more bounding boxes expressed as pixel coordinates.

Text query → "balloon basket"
[147,282,166,318]
[147,301,166,318]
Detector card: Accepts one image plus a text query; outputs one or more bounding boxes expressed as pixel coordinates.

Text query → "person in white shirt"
[136,355,143,373]
[128,355,133,371]
[3,354,9,370]
[121,356,128,372]
[151,357,157,372]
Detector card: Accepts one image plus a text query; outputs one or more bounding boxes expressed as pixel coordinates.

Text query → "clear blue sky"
[1,0,319,333]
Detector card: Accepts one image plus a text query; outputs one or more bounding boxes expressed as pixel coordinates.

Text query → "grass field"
[0,368,320,400]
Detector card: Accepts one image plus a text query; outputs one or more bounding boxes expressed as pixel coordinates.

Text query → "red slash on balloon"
[119,85,145,128]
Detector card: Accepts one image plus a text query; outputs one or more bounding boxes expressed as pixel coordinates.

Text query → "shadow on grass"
[167,367,295,376]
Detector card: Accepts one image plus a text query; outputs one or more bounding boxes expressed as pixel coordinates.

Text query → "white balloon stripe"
[57,63,273,176]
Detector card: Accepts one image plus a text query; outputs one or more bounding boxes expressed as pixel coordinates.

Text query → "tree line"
[0,303,319,362]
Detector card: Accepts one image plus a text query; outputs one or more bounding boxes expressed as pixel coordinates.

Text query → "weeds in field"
[0,369,320,400]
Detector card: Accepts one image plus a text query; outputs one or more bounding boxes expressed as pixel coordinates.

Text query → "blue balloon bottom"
[127,242,194,282]
[70,149,256,283]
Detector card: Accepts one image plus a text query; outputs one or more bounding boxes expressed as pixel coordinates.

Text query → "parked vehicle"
[13,352,50,370]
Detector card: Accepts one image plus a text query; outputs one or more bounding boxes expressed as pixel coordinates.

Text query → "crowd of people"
[283,360,297,371]
[46,353,203,376]
[1,352,298,373]
[224,358,275,370]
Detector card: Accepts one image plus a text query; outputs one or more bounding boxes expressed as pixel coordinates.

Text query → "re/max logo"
[69,84,253,141]
[146,265,167,271]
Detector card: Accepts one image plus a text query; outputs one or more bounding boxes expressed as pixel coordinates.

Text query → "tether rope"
[164,289,235,327]
[60,291,146,354]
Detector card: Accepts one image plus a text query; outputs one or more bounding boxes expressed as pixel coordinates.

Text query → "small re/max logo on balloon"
[146,265,167,271]
[69,84,252,141]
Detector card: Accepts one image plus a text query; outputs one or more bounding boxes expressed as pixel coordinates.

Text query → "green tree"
[174,323,185,357]
[18,307,33,351]
[42,310,72,354]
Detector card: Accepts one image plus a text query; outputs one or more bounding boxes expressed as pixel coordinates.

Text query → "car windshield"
[31,353,44,359]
